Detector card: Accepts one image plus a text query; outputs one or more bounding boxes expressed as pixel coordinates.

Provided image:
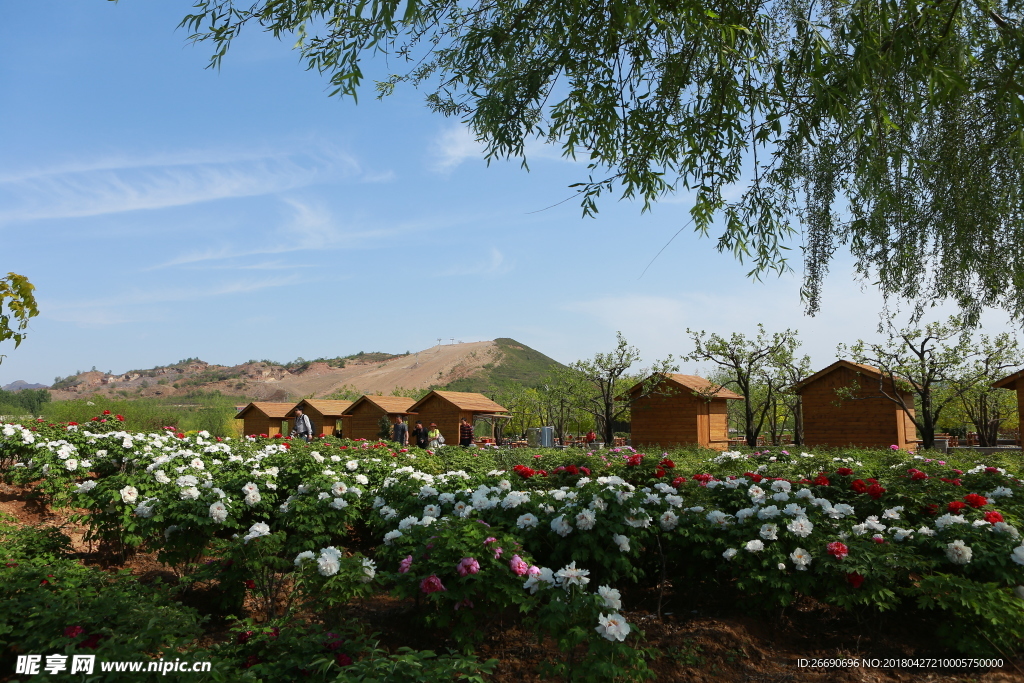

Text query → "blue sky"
[0,2,1014,386]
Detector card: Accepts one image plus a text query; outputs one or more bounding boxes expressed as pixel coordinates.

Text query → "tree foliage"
[177,0,1024,322]
[686,325,806,447]
[841,316,1023,449]
[0,273,38,364]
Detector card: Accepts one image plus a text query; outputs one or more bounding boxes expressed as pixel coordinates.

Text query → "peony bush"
[2,417,1023,665]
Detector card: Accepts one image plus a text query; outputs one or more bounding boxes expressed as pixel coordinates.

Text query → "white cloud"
[430,125,486,174]
[436,247,511,277]
[0,146,365,224]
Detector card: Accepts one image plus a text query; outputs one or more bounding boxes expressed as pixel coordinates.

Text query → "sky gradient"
[1,2,1015,386]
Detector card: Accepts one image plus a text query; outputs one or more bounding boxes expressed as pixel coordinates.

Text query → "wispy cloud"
[42,275,302,326]
[436,247,512,277]
[0,144,378,224]
[430,125,486,174]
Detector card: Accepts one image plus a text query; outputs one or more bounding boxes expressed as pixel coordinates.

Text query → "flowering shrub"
[380,516,536,648]
[2,419,1023,659]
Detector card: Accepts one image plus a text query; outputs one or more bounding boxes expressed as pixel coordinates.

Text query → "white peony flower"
[595,612,631,642]
[294,550,315,566]
[209,501,228,523]
[1011,545,1024,566]
[787,516,814,538]
[383,530,403,546]
[945,539,973,565]
[120,486,139,504]
[759,523,778,540]
[244,490,261,506]
[555,561,590,589]
[659,510,679,531]
[153,470,171,484]
[706,510,732,527]
[612,533,631,552]
[550,515,574,537]
[517,513,539,529]
[317,547,342,576]
[330,497,349,510]
[575,509,597,531]
[346,460,359,471]
[790,547,812,570]
[243,522,271,543]
[361,557,376,582]
[75,480,98,494]
[598,585,622,610]
[771,480,792,493]
[745,539,764,553]
[757,506,780,520]
[180,486,200,501]
[723,548,738,560]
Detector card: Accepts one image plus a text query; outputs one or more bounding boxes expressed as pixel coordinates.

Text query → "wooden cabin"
[405,390,509,444]
[628,374,743,450]
[235,402,294,437]
[991,369,1024,445]
[340,395,417,441]
[793,360,918,449]
[285,399,353,438]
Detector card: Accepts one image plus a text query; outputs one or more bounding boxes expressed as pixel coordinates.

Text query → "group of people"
[393,415,475,448]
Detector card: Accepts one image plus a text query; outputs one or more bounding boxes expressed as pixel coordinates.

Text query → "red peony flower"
[984,511,1004,524]
[654,467,666,478]
[867,483,886,500]
[909,469,928,480]
[672,476,687,487]
[64,625,85,638]
[80,634,103,650]
[986,467,999,473]
[836,467,854,476]
[846,572,865,588]
[964,493,988,508]
[242,655,261,669]
[924,503,939,515]
[850,479,868,494]
[238,630,254,644]
[244,580,256,589]
[420,574,446,594]
[660,458,676,469]
[948,501,967,513]
[334,653,353,667]
[827,541,849,560]
[103,410,111,415]
[115,415,124,421]
[813,475,830,486]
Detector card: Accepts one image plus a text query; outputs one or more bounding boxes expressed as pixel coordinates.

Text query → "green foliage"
[0,388,50,416]
[0,272,38,363]
[913,574,1024,657]
[41,394,242,436]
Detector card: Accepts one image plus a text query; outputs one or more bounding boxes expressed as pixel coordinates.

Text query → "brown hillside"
[49,341,504,402]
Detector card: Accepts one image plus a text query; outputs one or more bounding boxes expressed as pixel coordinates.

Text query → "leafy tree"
[949,332,1022,446]
[176,1,1024,322]
[0,273,38,364]
[686,325,803,448]
[561,332,676,444]
[841,317,1022,450]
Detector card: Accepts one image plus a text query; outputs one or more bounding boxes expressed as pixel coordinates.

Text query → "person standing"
[427,423,443,448]
[393,415,408,447]
[412,420,428,449]
[292,408,313,442]
[459,417,474,447]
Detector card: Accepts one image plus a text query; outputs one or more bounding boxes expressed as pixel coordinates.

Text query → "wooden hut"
[628,374,743,450]
[405,390,509,444]
[235,402,294,437]
[793,360,918,449]
[340,396,417,441]
[991,369,1024,445]
[285,399,354,438]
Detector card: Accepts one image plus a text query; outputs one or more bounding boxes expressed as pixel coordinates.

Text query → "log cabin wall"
[406,394,463,444]
[799,364,917,449]
[708,401,731,449]
[346,401,387,441]
[632,391,705,448]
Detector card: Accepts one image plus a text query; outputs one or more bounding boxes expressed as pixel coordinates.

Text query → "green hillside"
[441,338,565,393]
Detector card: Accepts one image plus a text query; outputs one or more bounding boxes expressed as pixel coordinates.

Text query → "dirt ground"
[2,481,1021,683]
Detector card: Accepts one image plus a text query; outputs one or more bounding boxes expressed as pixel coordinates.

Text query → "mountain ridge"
[45,338,563,402]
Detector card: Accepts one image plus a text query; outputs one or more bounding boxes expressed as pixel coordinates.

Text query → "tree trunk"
[793,397,804,446]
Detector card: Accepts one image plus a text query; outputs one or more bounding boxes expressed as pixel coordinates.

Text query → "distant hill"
[46,339,565,403]
[2,380,49,392]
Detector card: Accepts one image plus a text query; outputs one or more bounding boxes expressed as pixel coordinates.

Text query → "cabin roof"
[407,390,508,414]
[992,368,1024,390]
[236,401,294,419]
[286,399,353,418]
[627,373,743,400]
[341,395,417,415]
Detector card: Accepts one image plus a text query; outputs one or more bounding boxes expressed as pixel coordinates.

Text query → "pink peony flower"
[456,557,480,577]
[483,536,498,545]
[827,541,849,560]
[509,555,529,576]
[398,555,413,574]
[420,574,447,593]
[493,547,504,559]
[526,565,541,577]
